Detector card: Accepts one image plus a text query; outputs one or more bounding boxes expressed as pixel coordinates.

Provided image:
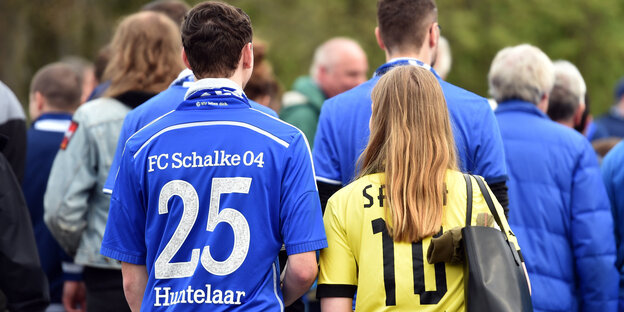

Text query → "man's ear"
[34,91,45,112]
[538,93,550,113]
[242,42,253,69]
[429,22,439,49]
[573,103,586,127]
[182,49,192,70]
[375,27,386,51]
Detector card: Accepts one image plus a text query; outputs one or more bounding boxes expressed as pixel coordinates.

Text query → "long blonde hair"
[103,11,184,98]
[359,65,457,242]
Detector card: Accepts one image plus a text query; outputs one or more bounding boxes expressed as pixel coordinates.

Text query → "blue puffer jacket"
[601,141,624,311]
[495,100,618,312]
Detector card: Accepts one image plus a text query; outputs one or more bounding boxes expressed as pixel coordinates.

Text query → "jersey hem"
[484,174,508,184]
[100,245,145,265]
[285,239,328,255]
[315,176,341,185]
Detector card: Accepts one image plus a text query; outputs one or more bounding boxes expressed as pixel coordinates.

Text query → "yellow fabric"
[318,170,520,311]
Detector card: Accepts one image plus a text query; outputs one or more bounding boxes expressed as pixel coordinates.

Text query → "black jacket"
[0,151,49,311]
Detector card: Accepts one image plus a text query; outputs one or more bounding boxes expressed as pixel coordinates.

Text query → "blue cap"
[614,77,624,101]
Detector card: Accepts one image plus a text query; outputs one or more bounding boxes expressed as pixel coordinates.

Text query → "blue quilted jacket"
[495,100,618,312]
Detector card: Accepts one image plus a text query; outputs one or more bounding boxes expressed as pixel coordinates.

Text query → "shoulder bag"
[462,174,533,312]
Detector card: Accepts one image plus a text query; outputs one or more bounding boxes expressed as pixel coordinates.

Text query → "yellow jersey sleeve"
[317,196,358,298]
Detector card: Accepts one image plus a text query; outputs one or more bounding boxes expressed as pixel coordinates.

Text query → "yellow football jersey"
[318,170,520,311]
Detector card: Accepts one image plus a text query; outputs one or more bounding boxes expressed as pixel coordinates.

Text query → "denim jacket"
[44,97,130,269]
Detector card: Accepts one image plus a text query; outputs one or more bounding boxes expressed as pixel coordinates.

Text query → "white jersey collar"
[184,78,245,101]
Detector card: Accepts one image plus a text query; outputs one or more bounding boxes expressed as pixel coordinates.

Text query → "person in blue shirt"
[313,0,509,214]
[22,63,84,312]
[490,44,618,312]
[100,2,326,311]
[592,77,624,141]
[602,141,624,311]
[102,69,277,195]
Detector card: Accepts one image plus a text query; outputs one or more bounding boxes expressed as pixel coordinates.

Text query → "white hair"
[310,37,364,81]
[488,44,554,105]
[552,60,586,105]
[434,36,452,79]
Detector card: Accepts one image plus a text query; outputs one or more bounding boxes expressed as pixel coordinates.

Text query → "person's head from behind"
[488,44,554,112]
[612,77,624,109]
[547,60,586,129]
[360,66,457,242]
[29,62,82,121]
[60,56,96,104]
[103,11,184,98]
[311,37,368,99]
[142,0,190,26]
[181,1,253,84]
[376,0,440,65]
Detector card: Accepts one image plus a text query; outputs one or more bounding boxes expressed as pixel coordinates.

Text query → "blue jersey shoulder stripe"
[134,120,290,159]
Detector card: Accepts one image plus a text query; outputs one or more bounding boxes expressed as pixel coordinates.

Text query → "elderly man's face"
[318,51,368,99]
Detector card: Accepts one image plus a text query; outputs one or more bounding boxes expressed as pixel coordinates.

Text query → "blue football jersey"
[101,79,326,311]
[103,70,278,194]
[313,58,508,186]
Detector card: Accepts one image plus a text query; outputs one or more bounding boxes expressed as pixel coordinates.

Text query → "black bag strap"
[473,175,509,235]
[463,173,473,227]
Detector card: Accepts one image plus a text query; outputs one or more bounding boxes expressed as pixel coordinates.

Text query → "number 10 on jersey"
[155,177,252,279]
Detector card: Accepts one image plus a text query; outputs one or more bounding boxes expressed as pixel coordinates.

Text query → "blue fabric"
[101,85,326,311]
[601,141,624,310]
[103,76,277,194]
[22,113,74,304]
[313,59,508,185]
[591,109,624,141]
[496,100,618,312]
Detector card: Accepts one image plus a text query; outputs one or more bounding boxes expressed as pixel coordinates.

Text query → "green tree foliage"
[1,0,624,117]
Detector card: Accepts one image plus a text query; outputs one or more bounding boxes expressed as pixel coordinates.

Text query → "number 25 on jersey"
[155,177,252,279]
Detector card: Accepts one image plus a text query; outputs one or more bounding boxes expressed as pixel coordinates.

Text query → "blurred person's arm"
[62,280,86,312]
[320,297,352,312]
[121,262,147,312]
[488,181,509,218]
[61,262,85,312]
[313,101,345,214]
[282,251,318,307]
[474,100,510,218]
[44,111,97,256]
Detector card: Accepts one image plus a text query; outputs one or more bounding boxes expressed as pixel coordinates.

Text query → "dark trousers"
[83,267,131,312]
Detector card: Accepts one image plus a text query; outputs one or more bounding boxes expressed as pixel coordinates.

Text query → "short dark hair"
[377,0,437,53]
[547,84,579,122]
[181,1,252,78]
[30,63,82,111]
[142,0,190,26]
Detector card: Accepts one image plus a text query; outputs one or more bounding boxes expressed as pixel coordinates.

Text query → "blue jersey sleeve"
[474,102,508,184]
[312,102,342,185]
[280,132,327,255]
[103,113,135,194]
[101,147,147,264]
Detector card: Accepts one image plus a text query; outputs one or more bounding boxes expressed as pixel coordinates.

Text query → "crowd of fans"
[1,0,624,311]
